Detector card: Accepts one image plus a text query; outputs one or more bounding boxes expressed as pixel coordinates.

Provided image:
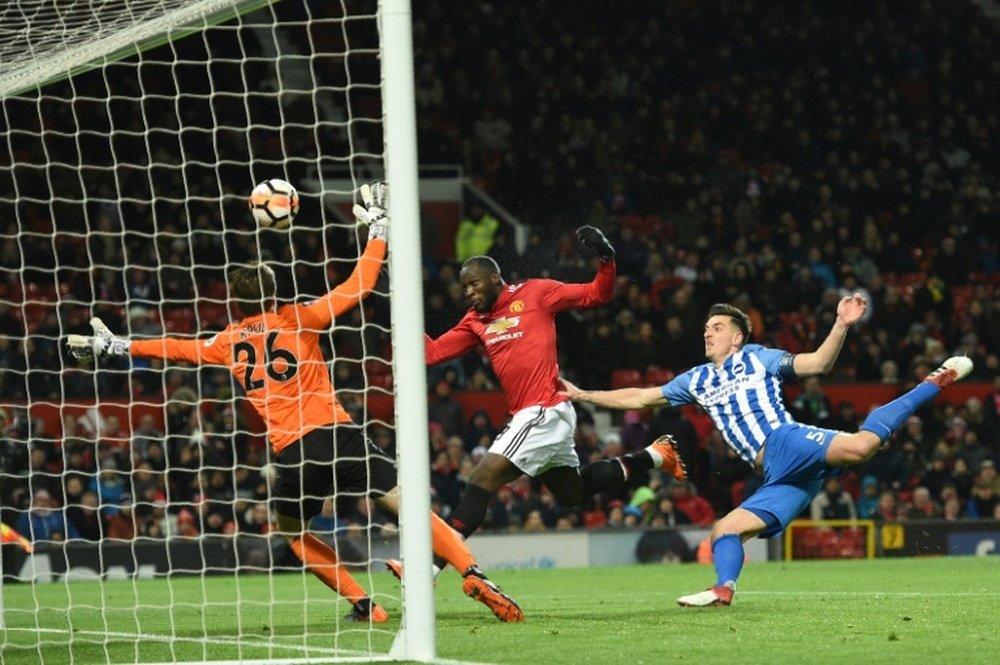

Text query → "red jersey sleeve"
[536,260,616,312]
[296,237,387,329]
[425,316,480,365]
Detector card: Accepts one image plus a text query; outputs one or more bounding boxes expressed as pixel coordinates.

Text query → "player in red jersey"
[68,183,522,623]
[425,227,686,549]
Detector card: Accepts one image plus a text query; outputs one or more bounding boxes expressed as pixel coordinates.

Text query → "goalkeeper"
[68,183,522,624]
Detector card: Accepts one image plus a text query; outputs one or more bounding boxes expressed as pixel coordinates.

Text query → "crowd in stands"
[417,0,1000,531]
[2,0,999,547]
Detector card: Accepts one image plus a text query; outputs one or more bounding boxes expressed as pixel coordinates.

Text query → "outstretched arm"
[425,325,480,365]
[67,317,228,365]
[559,377,668,410]
[540,226,617,312]
[300,182,389,327]
[793,293,867,376]
[300,237,387,327]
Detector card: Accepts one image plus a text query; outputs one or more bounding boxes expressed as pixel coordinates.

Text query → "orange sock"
[429,512,476,572]
[291,532,368,605]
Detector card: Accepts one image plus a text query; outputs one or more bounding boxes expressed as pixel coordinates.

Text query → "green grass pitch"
[2,557,998,664]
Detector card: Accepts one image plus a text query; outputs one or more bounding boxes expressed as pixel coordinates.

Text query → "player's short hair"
[461,255,502,277]
[707,303,752,343]
[229,262,276,315]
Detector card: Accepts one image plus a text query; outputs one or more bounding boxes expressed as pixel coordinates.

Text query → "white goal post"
[0,0,434,662]
[379,0,436,660]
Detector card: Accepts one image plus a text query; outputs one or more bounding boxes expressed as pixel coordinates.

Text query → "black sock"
[626,450,655,476]
[353,597,372,616]
[580,451,654,497]
[448,484,493,539]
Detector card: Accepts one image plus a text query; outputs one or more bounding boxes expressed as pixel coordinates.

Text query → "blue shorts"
[741,423,840,538]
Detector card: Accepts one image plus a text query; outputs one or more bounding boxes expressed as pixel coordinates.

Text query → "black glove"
[576,225,615,260]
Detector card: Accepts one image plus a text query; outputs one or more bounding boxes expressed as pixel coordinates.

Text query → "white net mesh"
[0,1,404,662]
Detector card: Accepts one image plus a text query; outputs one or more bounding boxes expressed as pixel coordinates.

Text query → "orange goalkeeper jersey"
[130,238,386,453]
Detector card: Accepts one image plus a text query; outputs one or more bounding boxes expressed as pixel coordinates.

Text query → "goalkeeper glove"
[353,181,389,241]
[66,317,131,360]
[575,225,615,261]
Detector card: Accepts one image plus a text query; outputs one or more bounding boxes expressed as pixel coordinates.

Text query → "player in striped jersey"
[562,297,973,607]
[67,183,523,623]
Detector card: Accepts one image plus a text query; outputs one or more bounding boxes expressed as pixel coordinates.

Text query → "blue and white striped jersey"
[660,344,797,466]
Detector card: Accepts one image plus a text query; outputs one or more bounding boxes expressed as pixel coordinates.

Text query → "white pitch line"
[3,627,354,657]
[3,627,496,665]
[738,590,1000,597]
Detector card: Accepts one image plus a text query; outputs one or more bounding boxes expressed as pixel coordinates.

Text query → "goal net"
[0,1,432,662]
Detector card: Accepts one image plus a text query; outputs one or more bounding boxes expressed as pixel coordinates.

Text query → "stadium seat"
[619,215,644,232]
[645,367,674,386]
[951,285,974,317]
[197,302,229,328]
[200,282,229,300]
[163,308,196,334]
[610,369,644,389]
[729,480,746,508]
[582,511,608,529]
[368,371,393,390]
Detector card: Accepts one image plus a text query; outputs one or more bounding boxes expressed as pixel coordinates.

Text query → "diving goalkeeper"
[68,183,522,623]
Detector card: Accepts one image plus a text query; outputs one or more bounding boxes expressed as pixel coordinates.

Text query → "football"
[249,178,299,229]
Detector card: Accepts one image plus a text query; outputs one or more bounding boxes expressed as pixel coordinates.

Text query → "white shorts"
[489,401,579,477]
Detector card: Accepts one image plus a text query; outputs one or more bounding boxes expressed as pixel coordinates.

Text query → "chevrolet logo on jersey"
[485,316,521,334]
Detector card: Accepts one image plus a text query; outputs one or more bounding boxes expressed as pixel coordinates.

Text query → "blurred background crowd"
[1,0,998,546]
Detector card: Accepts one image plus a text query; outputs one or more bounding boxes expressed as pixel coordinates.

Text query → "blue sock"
[712,534,744,588]
[860,382,940,440]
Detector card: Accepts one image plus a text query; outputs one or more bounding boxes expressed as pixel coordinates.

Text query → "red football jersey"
[426,261,615,414]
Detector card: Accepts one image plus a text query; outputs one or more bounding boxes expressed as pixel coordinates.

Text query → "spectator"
[605,501,625,528]
[522,509,546,532]
[950,458,975,502]
[173,509,200,538]
[463,410,497,452]
[983,376,1000,442]
[581,495,608,529]
[427,380,465,439]
[652,496,691,528]
[304,497,347,535]
[618,411,648,454]
[904,486,942,520]
[955,428,990,472]
[669,481,714,525]
[131,413,164,461]
[863,441,908,492]
[16,489,78,542]
[65,490,103,542]
[626,486,658,526]
[89,458,127,517]
[104,494,137,540]
[941,496,963,521]
[976,459,1000,494]
[810,477,857,521]
[919,451,953,500]
[966,482,998,519]
[879,360,901,384]
[828,400,861,433]
[790,376,833,428]
[873,490,901,524]
[454,204,500,263]
[855,476,881,520]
